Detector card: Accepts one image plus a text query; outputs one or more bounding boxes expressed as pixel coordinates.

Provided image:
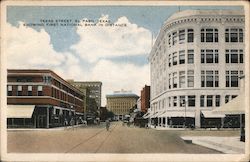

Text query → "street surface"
[7,122,239,153]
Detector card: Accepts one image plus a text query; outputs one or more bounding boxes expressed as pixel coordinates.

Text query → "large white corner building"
[148,10,245,128]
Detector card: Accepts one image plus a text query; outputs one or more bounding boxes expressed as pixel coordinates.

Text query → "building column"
[34,115,36,128]
[47,107,49,128]
[195,95,201,128]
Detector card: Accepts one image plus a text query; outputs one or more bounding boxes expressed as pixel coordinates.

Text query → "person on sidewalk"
[105,119,110,131]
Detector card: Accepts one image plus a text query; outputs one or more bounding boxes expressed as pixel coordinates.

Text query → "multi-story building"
[141,85,150,113]
[106,90,139,120]
[148,10,245,128]
[69,81,102,116]
[7,69,84,128]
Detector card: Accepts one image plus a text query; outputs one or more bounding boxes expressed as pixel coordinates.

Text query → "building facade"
[148,10,245,128]
[106,90,139,120]
[141,85,150,113]
[7,69,84,128]
[69,81,102,118]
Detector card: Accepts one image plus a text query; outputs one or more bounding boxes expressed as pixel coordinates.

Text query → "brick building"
[7,69,84,128]
[141,85,150,113]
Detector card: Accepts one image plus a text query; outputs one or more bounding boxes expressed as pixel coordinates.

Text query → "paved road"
[8,122,226,153]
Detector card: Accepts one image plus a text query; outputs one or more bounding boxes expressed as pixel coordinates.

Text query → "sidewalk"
[7,124,87,131]
[181,136,245,154]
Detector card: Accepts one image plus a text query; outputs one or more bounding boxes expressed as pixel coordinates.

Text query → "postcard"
[1,1,249,162]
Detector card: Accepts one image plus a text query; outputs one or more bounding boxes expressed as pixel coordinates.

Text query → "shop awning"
[158,111,195,118]
[150,112,159,118]
[212,95,245,115]
[201,110,225,118]
[7,105,35,118]
[155,111,166,118]
[143,112,150,118]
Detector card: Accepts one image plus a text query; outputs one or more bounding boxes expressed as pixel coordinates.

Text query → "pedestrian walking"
[105,119,110,131]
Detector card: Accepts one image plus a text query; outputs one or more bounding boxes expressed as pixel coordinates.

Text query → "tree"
[106,111,114,119]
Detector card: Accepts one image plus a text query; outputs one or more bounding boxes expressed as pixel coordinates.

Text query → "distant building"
[7,69,84,128]
[137,97,141,111]
[148,10,244,128]
[68,81,102,116]
[106,90,139,120]
[141,85,150,113]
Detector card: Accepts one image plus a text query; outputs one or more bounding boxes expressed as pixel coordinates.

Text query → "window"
[226,71,230,87]
[201,28,218,42]
[232,95,238,99]
[38,85,43,96]
[173,72,177,88]
[187,70,194,87]
[28,86,32,96]
[168,34,171,47]
[187,29,194,42]
[206,71,214,87]
[179,50,185,64]
[17,85,22,96]
[225,28,243,43]
[173,96,177,107]
[7,85,12,96]
[240,50,244,63]
[172,52,177,65]
[201,71,205,87]
[180,96,185,107]
[226,71,239,87]
[207,95,213,107]
[168,54,172,67]
[225,95,230,103]
[179,29,185,44]
[168,73,171,89]
[188,96,195,107]
[179,71,185,88]
[200,95,205,107]
[201,49,219,63]
[231,71,238,87]
[188,50,194,64]
[201,70,219,87]
[231,50,238,63]
[172,32,177,45]
[168,97,171,107]
[215,71,219,87]
[43,76,51,84]
[216,95,220,107]
[225,49,244,63]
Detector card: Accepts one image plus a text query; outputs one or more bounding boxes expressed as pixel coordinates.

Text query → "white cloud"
[5,22,66,69]
[71,15,152,63]
[87,59,150,106]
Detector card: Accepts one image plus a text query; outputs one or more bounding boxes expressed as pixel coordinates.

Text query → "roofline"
[7,69,84,95]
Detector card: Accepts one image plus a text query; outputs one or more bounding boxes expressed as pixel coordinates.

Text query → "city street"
[7,122,239,153]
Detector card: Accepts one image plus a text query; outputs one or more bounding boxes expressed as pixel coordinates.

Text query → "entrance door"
[37,115,46,128]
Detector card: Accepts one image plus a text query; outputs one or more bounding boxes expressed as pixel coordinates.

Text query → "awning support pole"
[47,107,49,128]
